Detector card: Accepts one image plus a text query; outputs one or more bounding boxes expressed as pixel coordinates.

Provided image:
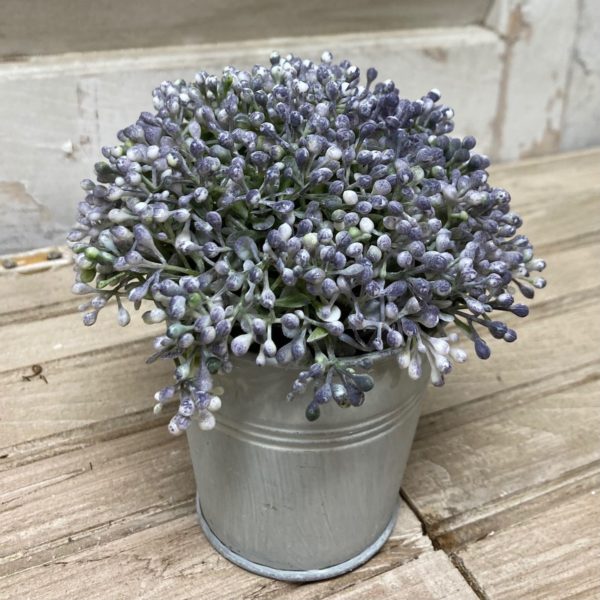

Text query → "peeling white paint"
[561,0,600,149]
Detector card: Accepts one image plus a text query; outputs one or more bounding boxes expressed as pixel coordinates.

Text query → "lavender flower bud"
[510,303,529,317]
[281,313,300,329]
[231,332,253,356]
[396,251,413,269]
[168,296,187,319]
[474,338,491,359]
[387,329,404,348]
[303,267,326,284]
[117,305,131,327]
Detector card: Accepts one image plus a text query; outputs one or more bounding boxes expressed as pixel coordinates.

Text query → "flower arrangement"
[68,52,545,434]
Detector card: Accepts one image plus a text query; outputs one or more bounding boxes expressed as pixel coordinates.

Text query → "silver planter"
[186,356,428,582]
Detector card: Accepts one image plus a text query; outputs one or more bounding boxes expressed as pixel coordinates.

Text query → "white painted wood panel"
[0,27,503,253]
[0,0,493,58]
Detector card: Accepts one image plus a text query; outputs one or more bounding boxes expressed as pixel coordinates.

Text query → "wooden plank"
[403,367,600,544]
[0,403,172,472]
[0,426,194,575]
[322,552,477,600]
[0,27,504,253]
[422,285,599,416]
[0,506,432,599]
[489,148,600,253]
[457,485,600,599]
[490,146,600,186]
[0,302,158,374]
[0,339,172,448]
[433,454,600,553]
[0,261,78,326]
[418,360,600,446]
[0,0,492,58]
[0,415,431,589]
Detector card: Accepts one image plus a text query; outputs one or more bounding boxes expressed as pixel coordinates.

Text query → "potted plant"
[68,51,545,581]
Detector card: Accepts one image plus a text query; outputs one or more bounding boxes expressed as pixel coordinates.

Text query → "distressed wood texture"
[0,26,503,253]
[0,510,432,599]
[561,0,600,151]
[0,424,431,596]
[485,0,578,160]
[1,1,598,255]
[457,483,600,599]
[0,149,599,598]
[0,0,492,58]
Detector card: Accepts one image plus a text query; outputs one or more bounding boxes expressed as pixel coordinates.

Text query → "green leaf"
[231,202,248,220]
[307,327,328,343]
[275,291,311,308]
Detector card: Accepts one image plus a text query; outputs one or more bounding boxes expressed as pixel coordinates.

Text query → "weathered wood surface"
[0,340,171,448]
[457,483,600,599]
[321,552,478,600]
[1,1,596,255]
[0,25,504,254]
[1,149,599,598]
[0,0,491,58]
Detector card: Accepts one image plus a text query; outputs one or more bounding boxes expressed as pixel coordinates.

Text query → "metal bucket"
[186,356,428,582]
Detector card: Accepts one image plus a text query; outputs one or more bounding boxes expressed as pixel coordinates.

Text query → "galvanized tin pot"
[186,356,428,582]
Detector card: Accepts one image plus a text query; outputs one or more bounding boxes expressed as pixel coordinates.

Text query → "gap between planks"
[402,367,600,550]
[454,483,600,599]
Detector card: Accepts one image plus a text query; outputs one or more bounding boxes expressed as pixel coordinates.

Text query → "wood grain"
[1,149,599,597]
[0,426,193,575]
[0,0,491,57]
[321,552,478,600]
[0,304,157,374]
[404,359,600,543]
[422,288,600,416]
[0,339,171,448]
[0,260,78,326]
[0,473,430,599]
[457,484,600,599]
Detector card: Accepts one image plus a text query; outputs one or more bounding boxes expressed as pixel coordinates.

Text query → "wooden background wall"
[0,0,597,253]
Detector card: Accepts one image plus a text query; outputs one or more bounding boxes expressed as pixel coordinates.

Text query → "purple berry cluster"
[68,51,545,433]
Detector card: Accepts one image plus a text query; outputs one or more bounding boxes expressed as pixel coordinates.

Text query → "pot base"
[195,494,399,582]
